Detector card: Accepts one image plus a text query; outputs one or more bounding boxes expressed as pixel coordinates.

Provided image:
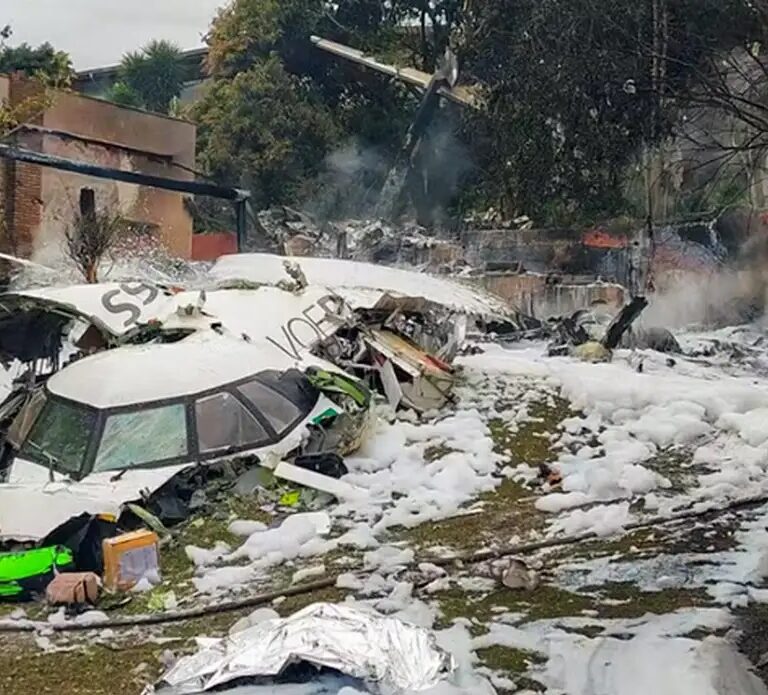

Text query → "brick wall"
[0,74,196,262]
[191,232,238,261]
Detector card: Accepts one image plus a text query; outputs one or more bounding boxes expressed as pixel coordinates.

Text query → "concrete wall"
[475,272,625,317]
[461,227,633,287]
[0,75,196,261]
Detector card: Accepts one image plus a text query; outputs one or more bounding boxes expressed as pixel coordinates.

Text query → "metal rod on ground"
[0,577,339,634]
[430,491,768,567]
[2,491,767,634]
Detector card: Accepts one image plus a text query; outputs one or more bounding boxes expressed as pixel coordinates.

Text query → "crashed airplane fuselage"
[0,254,519,541]
[0,334,372,541]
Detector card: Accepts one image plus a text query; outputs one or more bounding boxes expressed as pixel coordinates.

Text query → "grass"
[593,583,713,619]
[644,448,696,492]
[0,580,348,695]
[475,646,548,692]
[424,443,459,462]
[477,645,546,673]
[0,641,168,695]
[434,583,595,630]
[274,587,348,617]
[434,577,713,632]
[405,398,571,553]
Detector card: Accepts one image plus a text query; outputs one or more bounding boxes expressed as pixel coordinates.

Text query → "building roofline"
[75,46,209,80]
[67,89,196,124]
[0,72,195,125]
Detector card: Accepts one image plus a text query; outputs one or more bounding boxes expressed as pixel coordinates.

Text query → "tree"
[0,30,73,85]
[105,81,144,110]
[0,26,72,141]
[195,0,422,215]
[205,0,323,78]
[456,0,757,224]
[107,40,187,114]
[193,57,341,209]
[64,208,125,283]
[193,0,768,226]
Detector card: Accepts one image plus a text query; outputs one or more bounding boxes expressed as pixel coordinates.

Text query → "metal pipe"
[0,143,250,202]
[235,197,248,251]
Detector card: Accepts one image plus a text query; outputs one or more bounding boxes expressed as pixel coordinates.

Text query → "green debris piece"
[0,546,74,583]
[0,545,74,602]
[0,582,22,598]
[307,369,371,407]
[146,590,176,613]
[279,490,301,507]
[126,503,170,537]
[312,408,339,424]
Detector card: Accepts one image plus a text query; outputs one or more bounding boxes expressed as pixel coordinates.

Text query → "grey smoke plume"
[305,109,473,226]
[303,141,390,221]
[644,229,768,330]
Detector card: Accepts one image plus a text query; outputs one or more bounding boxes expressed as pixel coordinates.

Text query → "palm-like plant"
[108,40,187,114]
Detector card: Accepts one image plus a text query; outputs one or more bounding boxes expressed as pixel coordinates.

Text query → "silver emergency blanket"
[146,603,455,694]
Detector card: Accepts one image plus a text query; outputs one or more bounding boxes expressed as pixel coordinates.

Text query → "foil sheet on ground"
[145,603,455,694]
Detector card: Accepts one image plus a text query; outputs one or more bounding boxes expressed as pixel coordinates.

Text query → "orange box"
[102,530,160,591]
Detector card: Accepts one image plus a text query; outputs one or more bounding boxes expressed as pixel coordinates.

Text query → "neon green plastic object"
[0,545,74,599]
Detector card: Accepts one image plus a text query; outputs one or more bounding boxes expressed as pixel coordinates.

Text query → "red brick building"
[0,74,197,262]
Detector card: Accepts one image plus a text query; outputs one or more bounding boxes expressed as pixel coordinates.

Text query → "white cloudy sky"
[4,1,226,70]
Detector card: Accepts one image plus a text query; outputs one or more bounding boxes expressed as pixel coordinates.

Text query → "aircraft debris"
[102,530,160,592]
[546,296,680,361]
[249,205,458,269]
[0,545,74,602]
[311,36,479,109]
[500,558,541,591]
[0,337,371,541]
[0,253,524,574]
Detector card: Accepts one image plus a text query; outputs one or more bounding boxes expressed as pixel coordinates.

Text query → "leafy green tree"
[108,40,187,114]
[193,57,341,209]
[104,81,144,110]
[0,32,73,84]
[0,27,71,140]
[206,0,323,78]
[195,0,418,214]
[459,0,756,223]
[196,0,763,224]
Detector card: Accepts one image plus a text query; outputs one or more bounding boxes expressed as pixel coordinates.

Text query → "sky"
[3,0,226,70]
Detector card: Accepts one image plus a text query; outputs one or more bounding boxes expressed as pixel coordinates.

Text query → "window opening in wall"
[79,187,96,218]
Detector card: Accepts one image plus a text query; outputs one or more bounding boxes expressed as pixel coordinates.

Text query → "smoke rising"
[304,109,473,226]
[644,231,768,330]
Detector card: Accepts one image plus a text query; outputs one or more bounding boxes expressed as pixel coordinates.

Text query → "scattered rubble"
[546,295,685,362]
[0,252,532,628]
[251,205,465,272]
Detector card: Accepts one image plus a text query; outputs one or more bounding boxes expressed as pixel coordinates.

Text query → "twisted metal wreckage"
[0,253,533,544]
